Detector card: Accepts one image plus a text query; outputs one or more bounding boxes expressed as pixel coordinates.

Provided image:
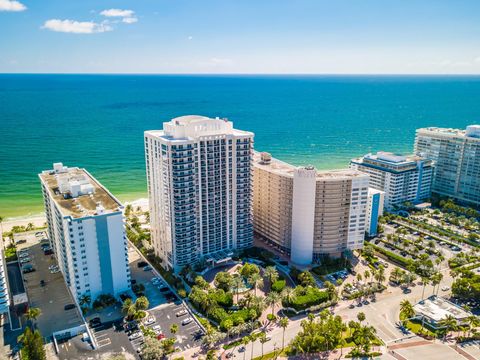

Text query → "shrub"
[284,286,329,311]
[271,279,286,293]
[267,313,277,321]
[178,289,187,298]
[211,289,233,308]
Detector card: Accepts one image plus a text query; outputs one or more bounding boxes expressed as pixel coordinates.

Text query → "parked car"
[176,309,187,317]
[441,286,450,291]
[50,268,60,274]
[157,333,166,340]
[143,265,153,271]
[20,257,31,264]
[144,315,155,325]
[152,325,161,334]
[181,317,193,326]
[137,261,148,268]
[22,264,35,273]
[128,331,143,341]
[64,304,75,311]
[89,317,102,328]
[18,252,29,258]
[44,249,53,255]
[40,280,45,287]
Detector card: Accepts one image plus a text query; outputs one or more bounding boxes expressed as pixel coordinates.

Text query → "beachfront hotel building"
[253,151,369,266]
[414,125,480,207]
[0,244,10,314]
[366,188,384,237]
[145,115,254,272]
[350,152,433,210]
[39,163,131,303]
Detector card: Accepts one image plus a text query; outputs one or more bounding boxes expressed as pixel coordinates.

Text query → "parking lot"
[15,231,84,337]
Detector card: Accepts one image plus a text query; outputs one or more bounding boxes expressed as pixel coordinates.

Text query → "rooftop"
[413,296,471,323]
[253,151,367,180]
[39,163,122,219]
[145,114,253,141]
[417,125,480,139]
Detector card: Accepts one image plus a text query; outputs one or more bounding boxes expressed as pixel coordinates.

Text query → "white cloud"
[42,19,112,34]
[0,0,27,12]
[188,36,193,40]
[100,8,137,24]
[474,56,480,63]
[100,8,134,18]
[122,17,138,24]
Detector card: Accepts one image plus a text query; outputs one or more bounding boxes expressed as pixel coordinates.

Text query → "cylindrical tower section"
[291,166,316,266]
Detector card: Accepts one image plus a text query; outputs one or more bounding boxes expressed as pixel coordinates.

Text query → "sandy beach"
[1,198,150,233]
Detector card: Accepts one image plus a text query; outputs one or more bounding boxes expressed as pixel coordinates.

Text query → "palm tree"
[374,267,386,286]
[266,292,281,317]
[233,275,244,303]
[79,294,91,307]
[399,300,415,326]
[466,315,479,338]
[25,307,41,329]
[121,298,137,319]
[135,296,149,311]
[259,332,268,358]
[264,266,279,286]
[430,272,443,296]
[279,317,289,350]
[357,312,366,325]
[364,270,370,284]
[170,323,178,335]
[438,315,457,340]
[391,267,403,283]
[420,276,430,300]
[281,287,295,305]
[248,273,263,296]
[242,336,250,360]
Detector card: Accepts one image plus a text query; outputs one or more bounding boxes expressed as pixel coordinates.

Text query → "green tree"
[121,298,137,319]
[357,312,366,325]
[25,307,41,329]
[135,296,149,311]
[298,271,316,287]
[240,263,259,278]
[399,300,415,326]
[279,317,289,350]
[141,336,166,360]
[264,266,279,285]
[259,332,268,358]
[248,272,263,296]
[18,326,46,360]
[170,323,178,335]
[438,315,458,340]
[214,271,233,292]
[265,291,281,317]
[242,336,250,360]
[233,275,245,303]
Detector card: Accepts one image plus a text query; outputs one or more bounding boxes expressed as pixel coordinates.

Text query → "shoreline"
[1,198,150,233]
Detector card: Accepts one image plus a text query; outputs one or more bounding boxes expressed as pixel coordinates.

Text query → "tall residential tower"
[145,115,254,271]
[350,151,433,209]
[253,151,369,266]
[415,125,480,207]
[39,163,131,303]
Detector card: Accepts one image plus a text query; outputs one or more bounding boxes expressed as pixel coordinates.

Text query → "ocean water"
[1,74,480,218]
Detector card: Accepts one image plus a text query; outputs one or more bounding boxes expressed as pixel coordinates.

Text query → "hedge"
[369,243,412,268]
[284,287,329,311]
[271,279,286,293]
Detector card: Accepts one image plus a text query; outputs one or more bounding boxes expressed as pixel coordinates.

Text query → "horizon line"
[2,72,480,76]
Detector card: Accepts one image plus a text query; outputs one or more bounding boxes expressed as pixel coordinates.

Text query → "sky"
[1,0,480,74]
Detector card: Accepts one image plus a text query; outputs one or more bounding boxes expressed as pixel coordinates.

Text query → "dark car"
[64,304,75,310]
[41,243,50,249]
[44,249,53,255]
[137,261,148,268]
[22,264,35,273]
[89,317,102,328]
[40,280,45,287]
[131,279,137,285]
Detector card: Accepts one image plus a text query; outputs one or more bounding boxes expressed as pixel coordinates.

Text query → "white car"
[151,277,161,284]
[152,325,162,334]
[128,331,143,340]
[182,317,193,326]
[50,268,60,274]
[441,286,450,291]
[19,252,29,258]
[20,257,31,263]
[48,264,58,270]
[144,315,155,325]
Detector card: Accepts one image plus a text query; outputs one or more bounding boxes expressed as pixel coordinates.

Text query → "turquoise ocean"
[1,74,479,218]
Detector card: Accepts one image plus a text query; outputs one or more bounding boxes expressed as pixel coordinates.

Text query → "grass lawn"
[399,313,438,338]
[252,348,290,360]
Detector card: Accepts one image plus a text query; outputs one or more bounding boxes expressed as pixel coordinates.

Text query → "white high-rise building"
[415,125,480,207]
[39,163,131,304]
[0,243,10,314]
[145,115,254,271]
[350,152,433,210]
[253,151,369,266]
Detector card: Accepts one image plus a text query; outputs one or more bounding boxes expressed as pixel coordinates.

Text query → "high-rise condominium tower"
[415,125,480,207]
[350,151,433,209]
[145,115,254,271]
[39,163,131,303]
[253,151,369,266]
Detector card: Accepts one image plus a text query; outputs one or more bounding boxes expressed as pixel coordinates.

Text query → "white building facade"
[145,115,254,271]
[39,163,131,304]
[350,151,433,210]
[415,125,480,207]
[0,244,9,314]
[366,188,385,237]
